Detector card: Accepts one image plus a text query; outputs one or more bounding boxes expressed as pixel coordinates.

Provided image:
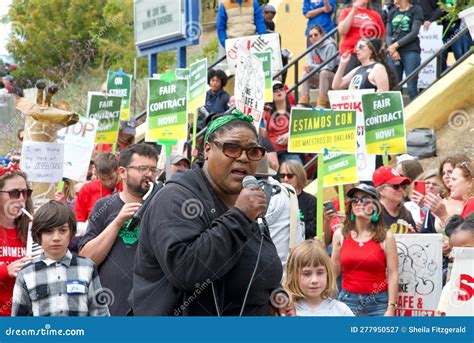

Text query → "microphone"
[242,176,267,236]
[127,181,164,231]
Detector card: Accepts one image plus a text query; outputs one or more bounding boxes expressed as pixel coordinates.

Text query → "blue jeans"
[441,22,473,71]
[389,50,420,100]
[338,289,388,316]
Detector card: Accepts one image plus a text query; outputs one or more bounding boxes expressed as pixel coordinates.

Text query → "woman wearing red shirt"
[337,0,385,73]
[332,184,398,316]
[0,165,33,316]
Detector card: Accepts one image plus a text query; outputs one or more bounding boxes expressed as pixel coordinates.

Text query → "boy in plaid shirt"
[11,201,109,316]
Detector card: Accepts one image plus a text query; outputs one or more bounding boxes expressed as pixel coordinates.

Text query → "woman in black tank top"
[332,38,398,92]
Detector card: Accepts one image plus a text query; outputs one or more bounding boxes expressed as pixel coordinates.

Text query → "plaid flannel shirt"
[11,250,110,316]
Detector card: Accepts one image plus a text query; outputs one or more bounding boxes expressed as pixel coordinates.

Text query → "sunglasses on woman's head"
[280,173,295,179]
[211,141,266,161]
[355,42,366,51]
[459,161,472,177]
[0,188,33,199]
[350,196,372,204]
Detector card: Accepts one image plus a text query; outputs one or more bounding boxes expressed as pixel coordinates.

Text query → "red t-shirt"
[0,227,26,316]
[340,233,387,294]
[461,197,474,218]
[338,7,386,55]
[74,179,123,222]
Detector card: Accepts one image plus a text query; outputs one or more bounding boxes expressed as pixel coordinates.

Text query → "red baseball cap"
[372,166,411,188]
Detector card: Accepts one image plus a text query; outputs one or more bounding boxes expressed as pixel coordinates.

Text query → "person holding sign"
[332,184,399,316]
[262,80,301,164]
[132,112,283,316]
[332,38,398,92]
[0,165,33,316]
[79,144,157,316]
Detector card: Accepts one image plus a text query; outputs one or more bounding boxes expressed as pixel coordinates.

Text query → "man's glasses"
[0,188,33,199]
[212,141,266,161]
[280,173,295,179]
[309,33,320,38]
[273,87,284,93]
[127,165,159,175]
[350,196,372,204]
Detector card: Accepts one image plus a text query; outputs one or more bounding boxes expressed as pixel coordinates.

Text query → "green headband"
[204,109,253,142]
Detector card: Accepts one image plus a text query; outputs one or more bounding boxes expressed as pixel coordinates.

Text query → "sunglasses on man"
[0,188,33,199]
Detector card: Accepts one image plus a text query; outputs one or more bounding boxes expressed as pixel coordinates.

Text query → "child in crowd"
[284,239,354,316]
[11,201,109,316]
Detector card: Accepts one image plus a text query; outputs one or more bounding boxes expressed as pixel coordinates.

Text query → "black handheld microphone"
[127,181,164,231]
[242,175,267,236]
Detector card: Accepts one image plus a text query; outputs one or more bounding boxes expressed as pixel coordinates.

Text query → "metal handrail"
[273,27,338,80]
[398,26,469,88]
[286,52,339,94]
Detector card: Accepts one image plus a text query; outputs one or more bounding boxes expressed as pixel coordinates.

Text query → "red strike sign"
[457,274,474,301]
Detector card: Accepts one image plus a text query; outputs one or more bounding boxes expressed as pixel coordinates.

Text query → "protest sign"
[20,141,64,183]
[235,44,265,126]
[394,233,443,316]
[225,32,282,75]
[189,58,208,113]
[288,108,357,154]
[322,153,358,187]
[445,247,474,316]
[86,92,122,144]
[106,70,132,121]
[362,92,407,155]
[254,52,272,102]
[328,89,375,181]
[418,24,444,89]
[175,68,190,79]
[146,77,188,142]
[57,116,98,181]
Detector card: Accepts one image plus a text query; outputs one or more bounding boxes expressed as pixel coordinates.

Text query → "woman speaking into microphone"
[131,111,283,316]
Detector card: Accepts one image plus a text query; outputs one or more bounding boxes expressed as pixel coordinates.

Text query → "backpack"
[406,128,436,159]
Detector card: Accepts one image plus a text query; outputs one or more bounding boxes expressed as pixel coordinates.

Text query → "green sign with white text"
[254,52,272,102]
[362,92,406,154]
[146,78,188,142]
[189,59,208,113]
[107,70,132,121]
[86,92,122,144]
[323,153,358,187]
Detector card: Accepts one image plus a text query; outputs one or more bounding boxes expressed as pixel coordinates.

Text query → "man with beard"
[79,144,158,315]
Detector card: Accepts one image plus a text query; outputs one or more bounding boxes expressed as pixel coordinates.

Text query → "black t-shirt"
[298,191,317,239]
[382,205,417,233]
[387,5,424,52]
[79,193,138,316]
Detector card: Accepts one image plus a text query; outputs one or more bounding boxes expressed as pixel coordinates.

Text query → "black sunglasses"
[387,184,406,191]
[0,188,33,199]
[350,196,372,204]
[212,141,266,161]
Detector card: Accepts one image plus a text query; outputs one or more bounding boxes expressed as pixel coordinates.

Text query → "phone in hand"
[323,201,336,214]
[413,180,426,196]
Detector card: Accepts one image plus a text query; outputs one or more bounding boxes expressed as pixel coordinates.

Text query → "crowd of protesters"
[0,0,473,318]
